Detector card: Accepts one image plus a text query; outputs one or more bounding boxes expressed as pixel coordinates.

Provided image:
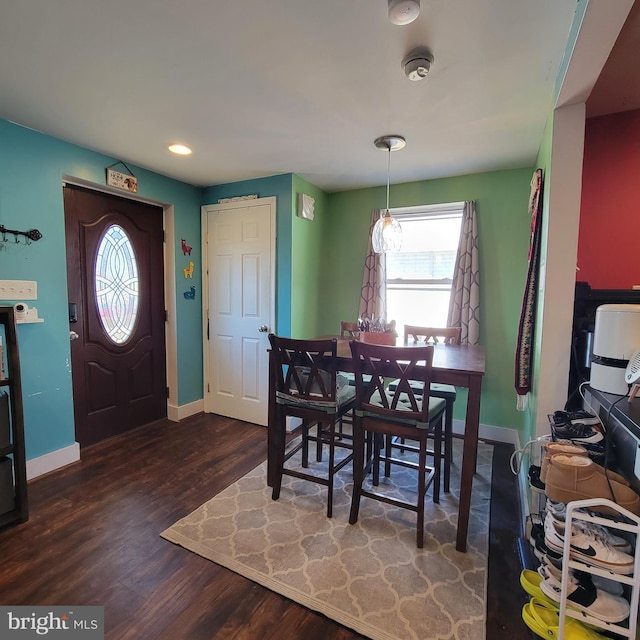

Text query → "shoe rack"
[559,498,640,639]
[0,306,28,527]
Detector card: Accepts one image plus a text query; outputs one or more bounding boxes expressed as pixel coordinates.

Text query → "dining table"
[267,336,486,552]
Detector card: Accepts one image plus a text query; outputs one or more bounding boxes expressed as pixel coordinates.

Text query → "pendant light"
[372,135,405,254]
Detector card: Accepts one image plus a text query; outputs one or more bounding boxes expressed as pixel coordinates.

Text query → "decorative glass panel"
[95,224,139,344]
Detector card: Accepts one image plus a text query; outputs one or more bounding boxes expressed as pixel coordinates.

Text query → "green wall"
[0,119,203,460]
[320,168,534,433]
[290,176,330,338]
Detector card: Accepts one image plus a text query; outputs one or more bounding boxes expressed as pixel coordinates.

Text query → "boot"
[540,442,587,484]
[544,454,640,516]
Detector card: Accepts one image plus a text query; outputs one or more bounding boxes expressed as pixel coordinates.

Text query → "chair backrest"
[349,340,435,426]
[268,334,339,406]
[404,325,461,345]
[340,321,360,339]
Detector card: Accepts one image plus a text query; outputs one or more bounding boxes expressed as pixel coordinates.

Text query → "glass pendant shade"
[372,210,402,253]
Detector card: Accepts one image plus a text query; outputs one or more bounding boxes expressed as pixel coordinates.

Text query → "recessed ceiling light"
[169,144,192,155]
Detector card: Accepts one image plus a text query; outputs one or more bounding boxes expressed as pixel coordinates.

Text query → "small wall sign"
[106,166,138,193]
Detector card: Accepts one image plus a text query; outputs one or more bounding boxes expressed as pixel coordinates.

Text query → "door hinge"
[166,386,170,398]
[164,309,168,322]
[207,383,210,394]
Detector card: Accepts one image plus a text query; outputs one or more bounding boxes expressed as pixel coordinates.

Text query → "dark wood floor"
[0,413,530,639]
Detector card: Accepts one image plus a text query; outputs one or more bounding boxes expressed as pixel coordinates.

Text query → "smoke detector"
[402,47,434,81]
[388,0,420,25]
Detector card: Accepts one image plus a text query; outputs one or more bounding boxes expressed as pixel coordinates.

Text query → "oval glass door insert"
[95,224,139,344]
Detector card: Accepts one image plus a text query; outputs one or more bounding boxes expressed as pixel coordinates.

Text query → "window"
[95,224,140,344]
[385,202,464,333]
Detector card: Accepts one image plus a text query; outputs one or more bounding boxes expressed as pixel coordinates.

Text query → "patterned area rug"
[161,438,493,640]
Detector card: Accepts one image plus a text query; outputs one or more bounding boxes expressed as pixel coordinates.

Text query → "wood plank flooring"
[0,413,530,639]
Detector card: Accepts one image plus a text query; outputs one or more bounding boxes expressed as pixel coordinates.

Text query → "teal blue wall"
[203,174,294,336]
[0,119,203,460]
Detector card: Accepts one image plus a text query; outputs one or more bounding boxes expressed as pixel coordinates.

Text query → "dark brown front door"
[64,185,166,447]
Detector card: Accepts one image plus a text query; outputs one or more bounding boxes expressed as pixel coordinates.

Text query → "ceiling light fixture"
[168,144,192,155]
[388,0,420,25]
[402,47,434,81]
[372,135,405,254]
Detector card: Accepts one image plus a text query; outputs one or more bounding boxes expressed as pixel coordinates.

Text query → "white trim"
[452,418,519,447]
[168,399,204,422]
[391,201,466,220]
[27,442,80,480]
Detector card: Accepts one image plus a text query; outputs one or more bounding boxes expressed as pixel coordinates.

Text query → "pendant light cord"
[386,145,391,212]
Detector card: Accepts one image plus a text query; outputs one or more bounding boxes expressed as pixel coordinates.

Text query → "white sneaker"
[539,555,624,597]
[543,513,634,574]
[548,511,632,554]
[538,567,630,623]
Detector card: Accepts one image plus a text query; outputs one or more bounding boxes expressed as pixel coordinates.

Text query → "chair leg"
[443,399,453,493]
[349,418,365,526]
[417,433,427,548]
[316,422,323,462]
[301,421,310,468]
[431,416,442,504]
[327,421,336,518]
[272,408,286,501]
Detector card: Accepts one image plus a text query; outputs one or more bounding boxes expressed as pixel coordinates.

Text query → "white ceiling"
[0,0,611,192]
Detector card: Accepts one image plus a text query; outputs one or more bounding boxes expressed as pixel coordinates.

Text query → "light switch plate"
[0,280,38,300]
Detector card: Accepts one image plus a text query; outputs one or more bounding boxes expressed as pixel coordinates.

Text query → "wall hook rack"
[0,225,43,245]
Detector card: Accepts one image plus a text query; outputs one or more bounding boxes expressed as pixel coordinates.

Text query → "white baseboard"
[167,399,204,422]
[27,442,80,480]
[451,419,520,447]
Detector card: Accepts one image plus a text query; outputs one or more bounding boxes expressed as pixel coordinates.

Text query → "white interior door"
[202,197,275,426]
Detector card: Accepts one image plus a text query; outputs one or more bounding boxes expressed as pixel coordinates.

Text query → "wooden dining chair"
[393,325,462,493]
[268,334,356,518]
[348,340,446,548]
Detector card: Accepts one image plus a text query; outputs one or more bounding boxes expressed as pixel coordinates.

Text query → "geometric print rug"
[161,438,493,640]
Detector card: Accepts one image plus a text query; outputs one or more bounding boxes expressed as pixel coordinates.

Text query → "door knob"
[259,325,269,333]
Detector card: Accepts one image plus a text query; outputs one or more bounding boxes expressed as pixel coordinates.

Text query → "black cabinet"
[0,306,28,527]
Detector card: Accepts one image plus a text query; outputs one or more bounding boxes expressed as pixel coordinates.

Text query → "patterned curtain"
[359,209,387,321]
[447,201,480,345]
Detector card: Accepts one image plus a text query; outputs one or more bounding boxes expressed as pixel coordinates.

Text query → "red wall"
[578,108,640,289]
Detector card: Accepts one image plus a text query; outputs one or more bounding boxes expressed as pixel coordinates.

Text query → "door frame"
[201,196,276,416]
[62,175,182,421]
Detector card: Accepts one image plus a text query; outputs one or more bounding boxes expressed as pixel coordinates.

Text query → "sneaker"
[551,410,601,427]
[551,422,604,444]
[528,464,545,493]
[539,555,624,597]
[544,514,635,574]
[538,566,630,623]
[545,507,632,553]
[545,499,567,521]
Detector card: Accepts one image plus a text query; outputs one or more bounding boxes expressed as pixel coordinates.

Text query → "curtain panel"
[447,201,480,345]
[359,209,387,321]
